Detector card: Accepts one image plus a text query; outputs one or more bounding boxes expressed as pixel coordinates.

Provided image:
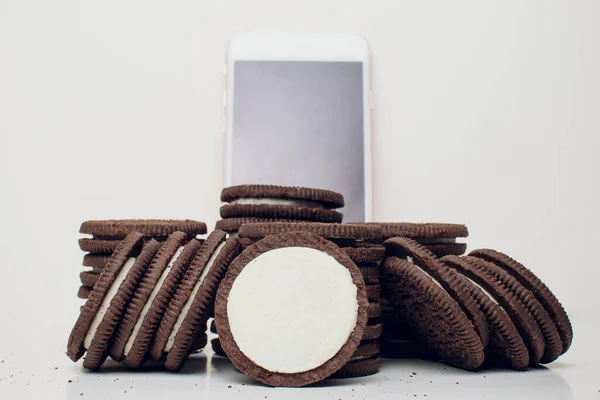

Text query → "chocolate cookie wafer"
[215,217,295,235]
[109,232,190,362]
[80,220,207,238]
[469,249,573,354]
[221,184,344,208]
[214,231,368,387]
[381,255,485,370]
[67,233,157,368]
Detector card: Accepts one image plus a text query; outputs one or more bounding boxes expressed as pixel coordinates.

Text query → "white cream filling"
[464,276,500,305]
[230,197,324,208]
[84,257,136,349]
[164,242,227,352]
[406,257,445,290]
[123,246,184,356]
[227,246,358,373]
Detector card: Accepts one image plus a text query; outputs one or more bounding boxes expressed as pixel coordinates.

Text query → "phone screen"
[230,60,366,222]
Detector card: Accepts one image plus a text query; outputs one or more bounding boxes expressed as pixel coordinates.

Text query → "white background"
[1,1,599,399]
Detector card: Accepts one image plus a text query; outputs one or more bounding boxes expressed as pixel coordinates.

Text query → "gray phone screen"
[231,61,365,222]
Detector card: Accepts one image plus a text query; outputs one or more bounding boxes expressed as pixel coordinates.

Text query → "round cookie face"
[469,249,573,354]
[214,231,368,387]
[79,219,207,237]
[238,222,382,241]
[220,204,343,223]
[67,232,145,363]
[221,184,345,208]
[381,256,485,371]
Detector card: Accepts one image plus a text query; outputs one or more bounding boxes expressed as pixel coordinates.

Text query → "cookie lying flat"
[67,233,159,369]
[469,249,573,354]
[441,256,530,369]
[77,286,92,299]
[214,231,368,387]
[238,222,381,241]
[221,184,345,209]
[365,222,469,256]
[80,220,207,238]
[328,357,380,379]
[109,232,190,363]
[151,231,241,371]
[80,271,100,288]
[221,204,343,223]
[215,217,295,234]
[381,254,485,371]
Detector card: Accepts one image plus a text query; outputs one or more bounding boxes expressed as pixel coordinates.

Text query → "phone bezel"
[223,32,373,221]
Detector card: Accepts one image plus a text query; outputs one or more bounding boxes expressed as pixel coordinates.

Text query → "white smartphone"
[223,32,373,222]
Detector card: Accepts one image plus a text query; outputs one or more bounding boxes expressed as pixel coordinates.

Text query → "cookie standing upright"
[67,232,160,369]
[381,238,486,370]
[77,219,207,299]
[215,231,368,386]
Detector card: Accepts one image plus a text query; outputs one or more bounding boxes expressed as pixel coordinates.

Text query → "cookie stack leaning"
[216,184,345,236]
[214,230,369,387]
[77,220,207,300]
[362,223,469,358]
[68,229,241,371]
[234,222,384,379]
[381,237,572,370]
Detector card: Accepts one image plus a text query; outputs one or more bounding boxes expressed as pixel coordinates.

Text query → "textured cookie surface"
[221,184,344,208]
[381,256,485,370]
[80,219,207,237]
[469,249,572,354]
[238,222,382,240]
[220,204,343,223]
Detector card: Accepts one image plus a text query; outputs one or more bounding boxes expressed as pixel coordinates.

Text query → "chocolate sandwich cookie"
[328,357,380,379]
[79,271,100,288]
[82,254,111,268]
[109,232,190,362]
[221,204,343,223]
[363,222,468,257]
[215,217,295,234]
[77,286,92,299]
[214,231,368,387]
[440,255,530,369]
[364,323,384,340]
[343,246,386,263]
[444,255,562,365]
[238,222,381,241]
[381,254,485,371]
[357,263,380,280]
[151,231,241,371]
[221,184,345,209]
[366,284,381,301]
[67,233,158,368]
[211,338,228,357]
[385,238,489,348]
[469,249,573,354]
[79,238,122,254]
[122,238,203,369]
[80,219,207,238]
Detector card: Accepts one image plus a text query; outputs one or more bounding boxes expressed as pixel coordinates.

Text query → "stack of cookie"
[362,223,469,358]
[210,184,346,354]
[381,237,572,370]
[215,184,345,236]
[68,229,240,371]
[77,220,207,299]
[234,222,384,379]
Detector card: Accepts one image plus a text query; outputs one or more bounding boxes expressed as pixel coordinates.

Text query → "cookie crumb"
[68,380,72,383]
[412,372,416,375]
[456,382,459,384]
[80,393,83,396]
[228,385,232,388]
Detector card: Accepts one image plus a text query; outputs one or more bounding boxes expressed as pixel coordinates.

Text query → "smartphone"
[223,32,373,222]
